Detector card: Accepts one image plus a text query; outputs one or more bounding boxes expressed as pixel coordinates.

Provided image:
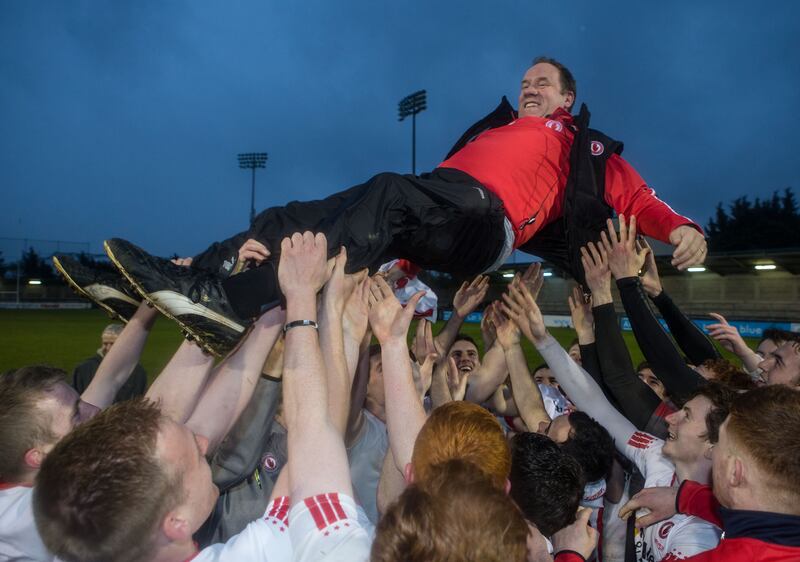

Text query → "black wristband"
[283,319,319,333]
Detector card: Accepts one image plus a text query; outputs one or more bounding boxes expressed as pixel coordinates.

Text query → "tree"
[20,247,55,279]
[706,187,800,251]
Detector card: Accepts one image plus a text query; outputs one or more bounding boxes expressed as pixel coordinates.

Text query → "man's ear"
[404,462,414,484]
[565,91,576,111]
[504,478,512,496]
[23,447,45,470]
[161,509,192,542]
[731,457,745,488]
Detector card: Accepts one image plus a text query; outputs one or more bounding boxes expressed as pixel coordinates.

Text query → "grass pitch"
[1,307,744,388]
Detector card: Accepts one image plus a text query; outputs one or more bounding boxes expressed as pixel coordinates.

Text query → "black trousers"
[191,168,507,317]
[193,168,507,277]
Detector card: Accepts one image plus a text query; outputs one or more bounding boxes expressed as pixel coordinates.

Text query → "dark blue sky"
[2,1,799,260]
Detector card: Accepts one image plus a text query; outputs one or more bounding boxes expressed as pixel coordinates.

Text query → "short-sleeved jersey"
[624,432,721,561]
[289,493,372,562]
[0,484,54,562]
[191,496,293,561]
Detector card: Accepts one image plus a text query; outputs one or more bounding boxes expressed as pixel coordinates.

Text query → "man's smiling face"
[518,62,574,119]
[449,339,480,375]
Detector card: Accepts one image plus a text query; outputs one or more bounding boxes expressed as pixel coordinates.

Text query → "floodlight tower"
[237,152,268,226]
[397,90,427,175]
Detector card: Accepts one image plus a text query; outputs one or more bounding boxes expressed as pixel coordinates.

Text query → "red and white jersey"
[624,432,721,561]
[192,496,292,561]
[0,484,54,562]
[378,260,438,321]
[289,493,372,562]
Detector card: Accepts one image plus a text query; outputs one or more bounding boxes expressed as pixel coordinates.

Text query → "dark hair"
[685,381,738,444]
[636,361,652,373]
[560,411,614,482]
[532,363,550,376]
[532,56,577,105]
[759,328,795,347]
[454,334,478,348]
[510,432,584,536]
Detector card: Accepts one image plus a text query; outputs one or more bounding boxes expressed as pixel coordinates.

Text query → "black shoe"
[53,255,141,323]
[104,238,251,357]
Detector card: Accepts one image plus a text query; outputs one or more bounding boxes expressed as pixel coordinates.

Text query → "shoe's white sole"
[53,255,130,324]
[103,241,221,357]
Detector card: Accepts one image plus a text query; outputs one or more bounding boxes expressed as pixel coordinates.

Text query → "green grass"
[0,309,184,384]
[1,309,751,387]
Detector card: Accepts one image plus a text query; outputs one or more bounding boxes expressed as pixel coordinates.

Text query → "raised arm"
[433,274,489,355]
[81,302,158,409]
[604,154,706,270]
[494,298,550,432]
[639,239,720,364]
[280,232,353,502]
[603,216,705,400]
[581,239,662,428]
[185,305,285,453]
[369,276,427,472]
[706,312,763,374]
[510,281,641,462]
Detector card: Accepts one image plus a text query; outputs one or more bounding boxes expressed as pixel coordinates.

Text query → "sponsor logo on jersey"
[591,141,605,156]
[658,521,674,539]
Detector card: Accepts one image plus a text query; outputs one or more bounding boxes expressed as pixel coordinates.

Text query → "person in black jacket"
[72,323,147,403]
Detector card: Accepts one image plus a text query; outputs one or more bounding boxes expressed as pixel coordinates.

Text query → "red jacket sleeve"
[603,154,703,243]
[677,480,723,528]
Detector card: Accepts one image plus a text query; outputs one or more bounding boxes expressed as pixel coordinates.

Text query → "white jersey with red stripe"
[624,432,721,562]
[532,338,720,562]
[289,492,372,562]
[192,496,293,561]
[0,484,54,562]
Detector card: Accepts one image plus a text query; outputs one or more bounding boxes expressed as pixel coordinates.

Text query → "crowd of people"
[2,219,799,562]
[3,55,800,561]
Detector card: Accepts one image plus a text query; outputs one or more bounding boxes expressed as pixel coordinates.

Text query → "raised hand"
[278,232,329,299]
[411,318,439,367]
[580,242,612,306]
[480,301,498,349]
[342,276,371,344]
[706,312,750,356]
[502,280,547,344]
[638,237,663,297]
[601,214,649,280]
[368,276,424,345]
[669,225,707,271]
[520,261,545,300]
[568,285,594,342]
[493,305,521,351]
[446,356,469,401]
[452,275,490,319]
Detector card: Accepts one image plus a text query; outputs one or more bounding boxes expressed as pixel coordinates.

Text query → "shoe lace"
[185,270,225,305]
